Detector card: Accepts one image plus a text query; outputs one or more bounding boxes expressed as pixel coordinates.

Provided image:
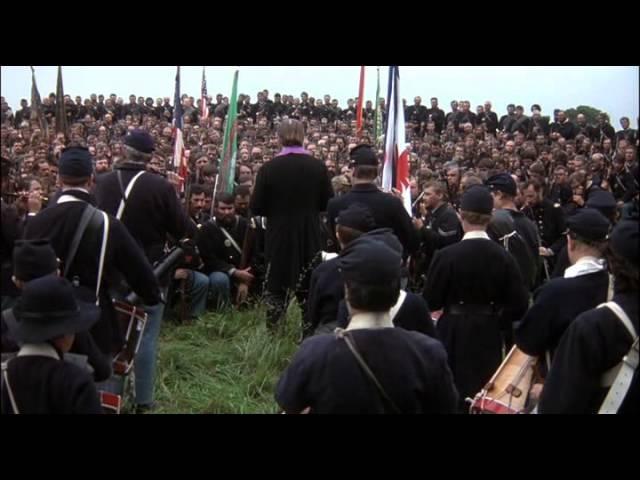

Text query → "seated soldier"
[1,275,103,414]
[168,187,211,322]
[197,193,255,308]
[234,185,252,219]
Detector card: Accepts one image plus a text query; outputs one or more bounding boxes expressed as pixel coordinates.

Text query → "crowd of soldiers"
[1,88,638,415]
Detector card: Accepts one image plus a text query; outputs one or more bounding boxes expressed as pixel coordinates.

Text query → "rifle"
[178,163,194,324]
[126,246,185,305]
[235,217,258,306]
[440,169,453,206]
[239,217,257,271]
[209,173,220,220]
[412,191,426,210]
[542,257,551,283]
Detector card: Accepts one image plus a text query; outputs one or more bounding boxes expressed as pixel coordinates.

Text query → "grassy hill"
[154,304,301,414]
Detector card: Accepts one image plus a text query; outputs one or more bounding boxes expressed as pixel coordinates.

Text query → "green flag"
[220,70,239,195]
[374,66,383,147]
[30,66,48,140]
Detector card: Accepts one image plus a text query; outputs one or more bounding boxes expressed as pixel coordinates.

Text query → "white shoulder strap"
[2,363,20,415]
[607,275,615,302]
[390,291,408,323]
[598,302,639,414]
[499,231,518,252]
[116,171,145,221]
[601,302,637,340]
[220,225,243,255]
[95,212,110,306]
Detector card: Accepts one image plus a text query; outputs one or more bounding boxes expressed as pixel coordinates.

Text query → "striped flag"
[219,70,239,195]
[382,66,411,216]
[374,66,382,146]
[55,66,68,139]
[201,67,210,121]
[356,65,365,136]
[30,66,48,140]
[172,66,187,192]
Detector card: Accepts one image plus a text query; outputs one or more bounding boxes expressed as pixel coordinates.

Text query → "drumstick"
[412,191,425,209]
[483,346,517,392]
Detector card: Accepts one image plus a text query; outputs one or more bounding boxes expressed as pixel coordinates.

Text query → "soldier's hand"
[390,188,403,200]
[236,283,250,305]
[174,268,190,281]
[166,171,183,191]
[529,383,544,404]
[539,247,553,258]
[233,268,255,285]
[419,202,428,217]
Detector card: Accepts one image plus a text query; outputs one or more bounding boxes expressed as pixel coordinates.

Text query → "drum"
[112,300,148,377]
[100,391,123,415]
[469,347,538,415]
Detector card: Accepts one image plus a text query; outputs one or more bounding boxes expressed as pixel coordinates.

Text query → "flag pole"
[201,66,210,127]
[356,66,366,137]
[374,66,382,148]
[55,66,68,141]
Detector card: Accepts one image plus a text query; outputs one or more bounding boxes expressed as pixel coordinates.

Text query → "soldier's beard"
[217,215,234,227]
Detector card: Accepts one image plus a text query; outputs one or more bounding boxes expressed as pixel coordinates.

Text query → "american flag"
[382,66,411,216]
[201,67,210,121]
[173,66,187,191]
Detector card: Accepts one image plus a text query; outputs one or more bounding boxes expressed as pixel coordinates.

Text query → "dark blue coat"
[327,184,418,258]
[276,328,458,414]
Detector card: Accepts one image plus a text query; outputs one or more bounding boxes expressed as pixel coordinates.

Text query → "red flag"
[356,66,365,136]
[382,66,411,216]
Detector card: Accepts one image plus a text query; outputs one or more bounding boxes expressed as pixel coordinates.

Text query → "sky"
[2,66,638,127]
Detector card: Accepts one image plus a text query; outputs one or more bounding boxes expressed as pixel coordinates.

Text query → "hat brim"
[125,142,155,154]
[7,301,100,344]
[487,184,517,197]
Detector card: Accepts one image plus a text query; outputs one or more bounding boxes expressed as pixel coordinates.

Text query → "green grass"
[154,303,301,414]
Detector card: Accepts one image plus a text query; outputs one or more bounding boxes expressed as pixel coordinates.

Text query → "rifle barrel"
[125,247,185,304]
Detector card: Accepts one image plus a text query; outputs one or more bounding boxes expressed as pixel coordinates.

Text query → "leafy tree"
[564,105,606,124]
